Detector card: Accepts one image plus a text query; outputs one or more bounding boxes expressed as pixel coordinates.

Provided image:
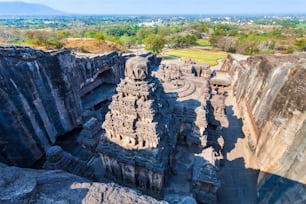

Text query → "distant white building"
[138,19,162,27]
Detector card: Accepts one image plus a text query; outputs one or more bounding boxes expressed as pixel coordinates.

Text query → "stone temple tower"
[97,56,177,195]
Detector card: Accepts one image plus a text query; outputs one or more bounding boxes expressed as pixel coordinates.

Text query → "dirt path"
[217,93,259,204]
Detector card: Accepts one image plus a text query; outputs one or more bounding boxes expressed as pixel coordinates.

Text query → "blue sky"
[1,0,306,14]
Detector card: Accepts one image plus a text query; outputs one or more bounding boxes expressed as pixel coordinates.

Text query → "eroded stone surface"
[155,59,227,203]
[0,162,164,204]
[5,46,304,204]
[0,46,125,167]
[43,145,96,180]
[222,53,306,204]
[0,165,37,202]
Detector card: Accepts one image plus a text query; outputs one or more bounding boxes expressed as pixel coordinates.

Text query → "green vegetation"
[208,21,306,54]
[165,49,227,66]
[94,33,105,41]
[144,34,165,54]
[24,30,63,48]
[296,24,306,28]
[0,15,304,54]
[295,39,306,51]
[168,34,197,48]
[196,39,211,46]
[119,34,136,48]
[162,56,177,60]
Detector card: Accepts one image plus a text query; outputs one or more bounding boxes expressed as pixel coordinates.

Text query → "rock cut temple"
[97,56,177,194]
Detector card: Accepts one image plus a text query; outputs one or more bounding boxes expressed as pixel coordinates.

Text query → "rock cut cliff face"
[222,53,306,203]
[0,47,125,167]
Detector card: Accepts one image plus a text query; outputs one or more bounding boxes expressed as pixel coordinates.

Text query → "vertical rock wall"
[222,53,306,203]
[0,47,126,167]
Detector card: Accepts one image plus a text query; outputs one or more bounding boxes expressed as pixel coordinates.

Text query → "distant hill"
[0,1,64,16]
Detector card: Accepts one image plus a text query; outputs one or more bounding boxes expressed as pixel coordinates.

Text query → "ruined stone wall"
[222,53,306,203]
[0,47,125,167]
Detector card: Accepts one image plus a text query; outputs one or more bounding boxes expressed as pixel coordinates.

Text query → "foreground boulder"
[0,162,166,204]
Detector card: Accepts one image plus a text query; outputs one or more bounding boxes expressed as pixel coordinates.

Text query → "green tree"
[169,35,185,48]
[144,34,165,54]
[84,31,96,38]
[209,35,222,46]
[169,34,197,48]
[185,34,197,46]
[58,30,67,38]
[24,30,49,46]
[94,33,105,41]
[24,30,63,49]
[295,39,306,51]
[105,35,121,44]
[119,34,136,48]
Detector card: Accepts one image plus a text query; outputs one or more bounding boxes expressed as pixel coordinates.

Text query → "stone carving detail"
[192,147,221,204]
[102,57,166,150]
[98,56,176,194]
[210,95,229,128]
[43,146,96,180]
[78,117,102,153]
[191,64,211,78]
[155,59,224,203]
[2,45,305,204]
[125,56,150,81]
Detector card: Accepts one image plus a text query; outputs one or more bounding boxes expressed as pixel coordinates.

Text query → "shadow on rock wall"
[217,105,306,204]
[217,105,258,204]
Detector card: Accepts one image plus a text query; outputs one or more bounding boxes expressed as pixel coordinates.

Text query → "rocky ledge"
[0,162,165,204]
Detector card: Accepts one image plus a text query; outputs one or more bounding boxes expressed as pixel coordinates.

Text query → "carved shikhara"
[98,56,176,194]
[102,56,163,150]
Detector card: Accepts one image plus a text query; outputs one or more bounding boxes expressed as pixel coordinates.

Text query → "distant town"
[0,15,305,56]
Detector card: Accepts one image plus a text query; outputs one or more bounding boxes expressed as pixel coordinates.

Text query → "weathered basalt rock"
[223,53,306,203]
[0,46,125,167]
[0,162,165,204]
[98,56,177,195]
[0,46,229,203]
[209,95,229,128]
[191,64,211,78]
[43,145,96,180]
[192,147,221,204]
[0,164,37,202]
[156,59,223,203]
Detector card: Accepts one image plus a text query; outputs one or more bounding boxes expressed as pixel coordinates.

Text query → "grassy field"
[196,38,211,47]
[296,24,306,28]
[165,49,228,66]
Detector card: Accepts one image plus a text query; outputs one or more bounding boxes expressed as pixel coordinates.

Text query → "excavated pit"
[0,47,305,204]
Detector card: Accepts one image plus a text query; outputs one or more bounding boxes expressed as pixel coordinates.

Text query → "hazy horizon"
[0,0,305,15]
